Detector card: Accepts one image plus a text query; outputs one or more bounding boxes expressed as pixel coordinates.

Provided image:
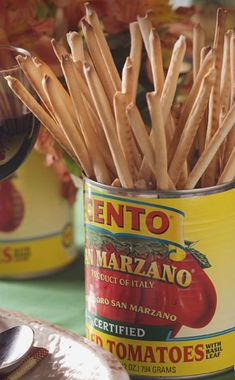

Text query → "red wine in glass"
[0,45,39,180]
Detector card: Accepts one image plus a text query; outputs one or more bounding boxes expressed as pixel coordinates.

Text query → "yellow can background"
[0,151,77,278]
[84,179,235,378]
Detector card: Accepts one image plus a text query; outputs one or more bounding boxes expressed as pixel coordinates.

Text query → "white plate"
[0,309,130,380]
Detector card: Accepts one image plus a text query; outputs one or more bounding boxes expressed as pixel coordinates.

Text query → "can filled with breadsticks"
[84,178,235,379]
[0,151,77,278]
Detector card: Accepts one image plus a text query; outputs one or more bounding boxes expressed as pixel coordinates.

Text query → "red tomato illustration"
[135,248,217,334]
[85,236,217,338]
[86,242,142,323]
[174,250,217,329]
[135,252,183,336]
[0,179,24,232]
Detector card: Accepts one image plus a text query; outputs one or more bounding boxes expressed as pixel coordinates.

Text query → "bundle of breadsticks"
[5,4,235,190]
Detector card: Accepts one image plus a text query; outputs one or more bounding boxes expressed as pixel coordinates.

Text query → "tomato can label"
[0,151,77,278]
[84,179,235,378]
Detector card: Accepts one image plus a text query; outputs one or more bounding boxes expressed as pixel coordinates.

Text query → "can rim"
[84,178,235,198]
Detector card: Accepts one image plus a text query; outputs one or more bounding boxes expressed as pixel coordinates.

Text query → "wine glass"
[0,45,39,180]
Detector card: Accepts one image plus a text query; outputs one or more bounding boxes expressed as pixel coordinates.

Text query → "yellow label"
[0,151,77,277]
[85,190,185,258]
[86,322,235,377]
[84,181,235,378]
[0,224,76,276]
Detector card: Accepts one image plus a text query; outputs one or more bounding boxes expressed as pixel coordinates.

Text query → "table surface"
[0,253,235,380]
[0,254,85,335]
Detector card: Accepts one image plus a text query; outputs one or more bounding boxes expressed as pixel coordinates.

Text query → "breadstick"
[204,8,226,185]
[84,2,121,91]
[193,24,205,81]
[120,57,142,168]
[220,30,232,113]
[112,178,122,187]
[161,35,186,121]
[198,48,211,163]
[160,35,186,146]
[168,49,215,163]
[66,31,85,62]
[137,152,154,186]
[146,91,170,190]
[150,27,176,153]
[201,154,219,188]
[179,49,214,131]
[62,55,117,175]
[176,168,188,190]
[5,76,78,163]
[34,56,80,127]
[218,31,233,170]
[61,55,112,185]
[129,21,143,102]
[83,62,134,188]
[186,102,235,189]
[16,55,54,116]
[59,57,96,126]
[83,62,117,137]
[138,124,174,185]
[149,28,165,93]
[8,3,235,192]
[206,8,227,143]
[51,38,68,61]
[138,20,178,154]
[121,57,135,103]
[198,48,211,164]
[230,31,235,107]
[197,107,208,157]
[69,59,97,113]
[17,54,77,127]
[126,103,155,175]
[169,68,216,185]
[72,59,116,173]
[223,33,235,165]
[81,18,116,107]
[134,179,148,190]
[218,146,235,184]
[42,75,94,179]
[200,46,211,65]
[116,63,142,168]
[137,12,152,59]
[114,92,136,182]
[86,109,117,178]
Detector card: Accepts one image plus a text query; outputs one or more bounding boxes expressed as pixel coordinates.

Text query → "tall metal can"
[84,178,235,379]
[0,151,77,278]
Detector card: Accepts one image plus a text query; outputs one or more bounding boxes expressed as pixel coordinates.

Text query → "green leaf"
[36,3,55,20]
[185,241,211,269]
[64,152,82,178]
[86,229,170,260]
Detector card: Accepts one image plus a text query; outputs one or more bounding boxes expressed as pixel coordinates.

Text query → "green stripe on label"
[86,311,173,341]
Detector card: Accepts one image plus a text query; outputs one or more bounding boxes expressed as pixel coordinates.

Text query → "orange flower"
[96,0,178,33]
[62,0,178,34]
[0,0,55,49]
[91,0,153,33]
[35,128,77,205]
